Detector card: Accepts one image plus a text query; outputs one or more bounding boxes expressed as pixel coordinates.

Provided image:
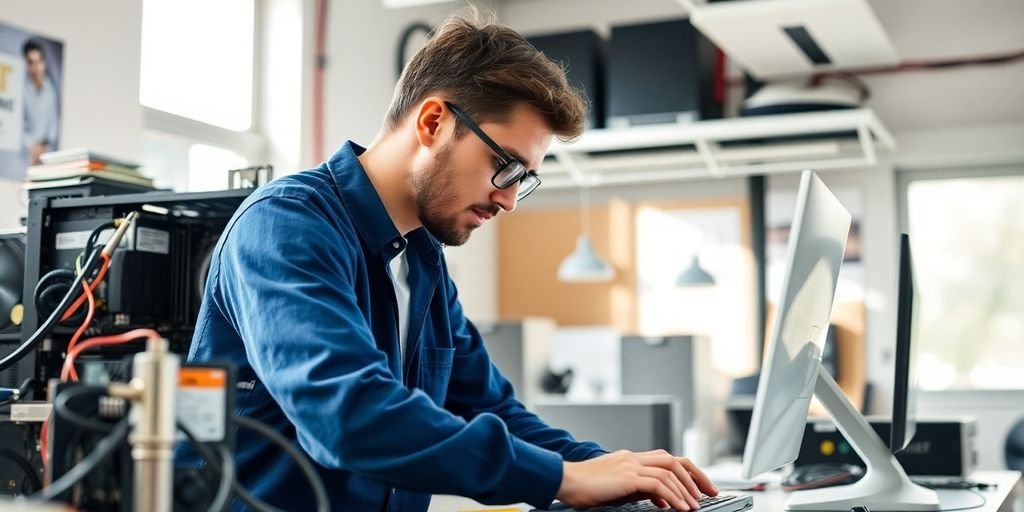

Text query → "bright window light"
[140,0,255,131]
[188,144,248,192]
[907,174,1024,390]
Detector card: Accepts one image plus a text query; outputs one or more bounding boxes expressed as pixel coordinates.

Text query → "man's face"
[25,49,45,86]
[411,103,552,246]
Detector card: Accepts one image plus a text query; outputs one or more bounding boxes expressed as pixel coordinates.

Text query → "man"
[22,39,59,166]
[185,12,718,512]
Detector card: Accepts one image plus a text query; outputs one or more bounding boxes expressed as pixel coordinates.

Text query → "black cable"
[33,269,87,326]
[0,247,105,373]
[178,422,284,512]
[53,385,115,434]
[84,221,117,258]
[206,443,235,512]
[31,419,130,503]
[234,415,330,512]
[17,377,36,401]
[0,448,42,492]
[396,22,434,79]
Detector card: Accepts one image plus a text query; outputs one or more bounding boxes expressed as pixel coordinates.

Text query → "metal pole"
[130,338,179,512]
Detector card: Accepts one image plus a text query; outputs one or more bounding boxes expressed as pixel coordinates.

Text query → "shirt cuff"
[497,437,564,510]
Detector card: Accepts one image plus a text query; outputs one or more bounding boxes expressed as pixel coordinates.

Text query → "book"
[39,148,140,169]
[28,160,142,178]
[25,169,154,188]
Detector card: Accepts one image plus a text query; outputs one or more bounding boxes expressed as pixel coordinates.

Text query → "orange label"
[179,368,227,388]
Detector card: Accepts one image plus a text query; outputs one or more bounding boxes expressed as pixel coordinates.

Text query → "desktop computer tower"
[606,18,722,127]
[527,30,607,129]
[2,187,253,393]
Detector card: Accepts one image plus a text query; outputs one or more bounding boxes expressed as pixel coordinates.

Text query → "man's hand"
[556,449,719,511]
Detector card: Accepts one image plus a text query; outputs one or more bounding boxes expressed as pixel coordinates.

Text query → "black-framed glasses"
[445,101,541,201]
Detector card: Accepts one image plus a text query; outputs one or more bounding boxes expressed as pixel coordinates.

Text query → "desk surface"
[745,470,1021,512]
[428,470,1022,512]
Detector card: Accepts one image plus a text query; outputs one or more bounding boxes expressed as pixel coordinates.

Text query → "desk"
[746,471,1021,512]
[428,471,1022,512]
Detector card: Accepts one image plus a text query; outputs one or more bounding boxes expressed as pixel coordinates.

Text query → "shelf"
[543,108,895,188]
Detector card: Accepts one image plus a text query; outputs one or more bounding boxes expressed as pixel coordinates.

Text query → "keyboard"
[542,492,753,512]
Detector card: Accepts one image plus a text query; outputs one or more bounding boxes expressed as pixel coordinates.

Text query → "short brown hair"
[385,10,588,141]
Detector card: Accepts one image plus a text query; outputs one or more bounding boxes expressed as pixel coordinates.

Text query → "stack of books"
[25,148,155,190]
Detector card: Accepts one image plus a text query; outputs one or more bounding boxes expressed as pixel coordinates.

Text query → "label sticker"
[134,227,170,254]
[176,367,228,442]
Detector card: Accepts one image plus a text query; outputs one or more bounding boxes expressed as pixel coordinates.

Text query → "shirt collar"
[327,141,442,263]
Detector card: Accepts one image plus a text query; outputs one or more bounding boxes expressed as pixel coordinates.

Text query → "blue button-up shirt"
[184,141,605,511]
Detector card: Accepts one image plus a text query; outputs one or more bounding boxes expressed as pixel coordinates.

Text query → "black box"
[528,30,607,130]
[796,417,978,477]
[606,18,722,127]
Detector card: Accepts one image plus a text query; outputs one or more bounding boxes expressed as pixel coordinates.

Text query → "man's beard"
[411,144,474,246]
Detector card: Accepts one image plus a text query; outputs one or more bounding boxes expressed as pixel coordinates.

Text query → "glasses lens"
[494,161,527,189]
[516,173,540,200]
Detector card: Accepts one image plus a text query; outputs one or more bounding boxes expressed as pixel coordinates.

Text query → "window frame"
[896,160,1024,390]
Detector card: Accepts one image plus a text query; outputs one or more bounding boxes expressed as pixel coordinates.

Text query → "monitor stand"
[785,362,939,511]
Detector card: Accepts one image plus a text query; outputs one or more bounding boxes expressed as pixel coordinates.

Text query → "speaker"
[527,30,607,129]
[0,231,25,388]
[0,231,25,338]
[606,18,722,127]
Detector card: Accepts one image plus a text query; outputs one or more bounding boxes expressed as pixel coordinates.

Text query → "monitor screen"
[742,170,851,478]
[891,233,920,453]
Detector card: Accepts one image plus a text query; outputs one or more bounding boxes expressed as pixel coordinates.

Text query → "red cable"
[60,254,111,322]
[61,329,164,383]
[62,257,110,382]
[40,419,49,469]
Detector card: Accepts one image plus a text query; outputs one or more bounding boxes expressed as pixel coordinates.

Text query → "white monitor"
[741,170,939,511]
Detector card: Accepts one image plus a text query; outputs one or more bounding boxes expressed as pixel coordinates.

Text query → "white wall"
[323,0,495,147]
[0,1,145,228]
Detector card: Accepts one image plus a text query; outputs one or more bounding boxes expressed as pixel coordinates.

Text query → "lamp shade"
[558,234,615,282]
[676,255,715,287]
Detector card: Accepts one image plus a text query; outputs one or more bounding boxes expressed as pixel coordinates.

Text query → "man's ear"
[414,97,450,148]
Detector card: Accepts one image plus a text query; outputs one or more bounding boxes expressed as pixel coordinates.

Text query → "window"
[899,165,1024,390]
[139,0,263,191]
[140,0,255,130]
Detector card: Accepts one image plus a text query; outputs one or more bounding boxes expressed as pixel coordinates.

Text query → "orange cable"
[61,329,163,383]
[60,254,111,322]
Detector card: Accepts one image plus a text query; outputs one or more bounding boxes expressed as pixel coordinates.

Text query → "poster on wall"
[0,21,63,180]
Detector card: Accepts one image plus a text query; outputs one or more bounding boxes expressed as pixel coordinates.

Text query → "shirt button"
[392,241,400,249]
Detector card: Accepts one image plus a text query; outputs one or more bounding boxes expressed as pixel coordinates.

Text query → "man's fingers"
[639,466,685,503]
[678,457,719,496]
[635,477,690,511]
[651,497,671,509]
[639,453,701,508]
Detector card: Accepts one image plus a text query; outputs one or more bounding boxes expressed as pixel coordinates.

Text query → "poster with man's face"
[0,21,63,179]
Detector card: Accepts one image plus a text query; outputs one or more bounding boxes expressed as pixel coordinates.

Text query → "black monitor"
[891,233,921,453]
